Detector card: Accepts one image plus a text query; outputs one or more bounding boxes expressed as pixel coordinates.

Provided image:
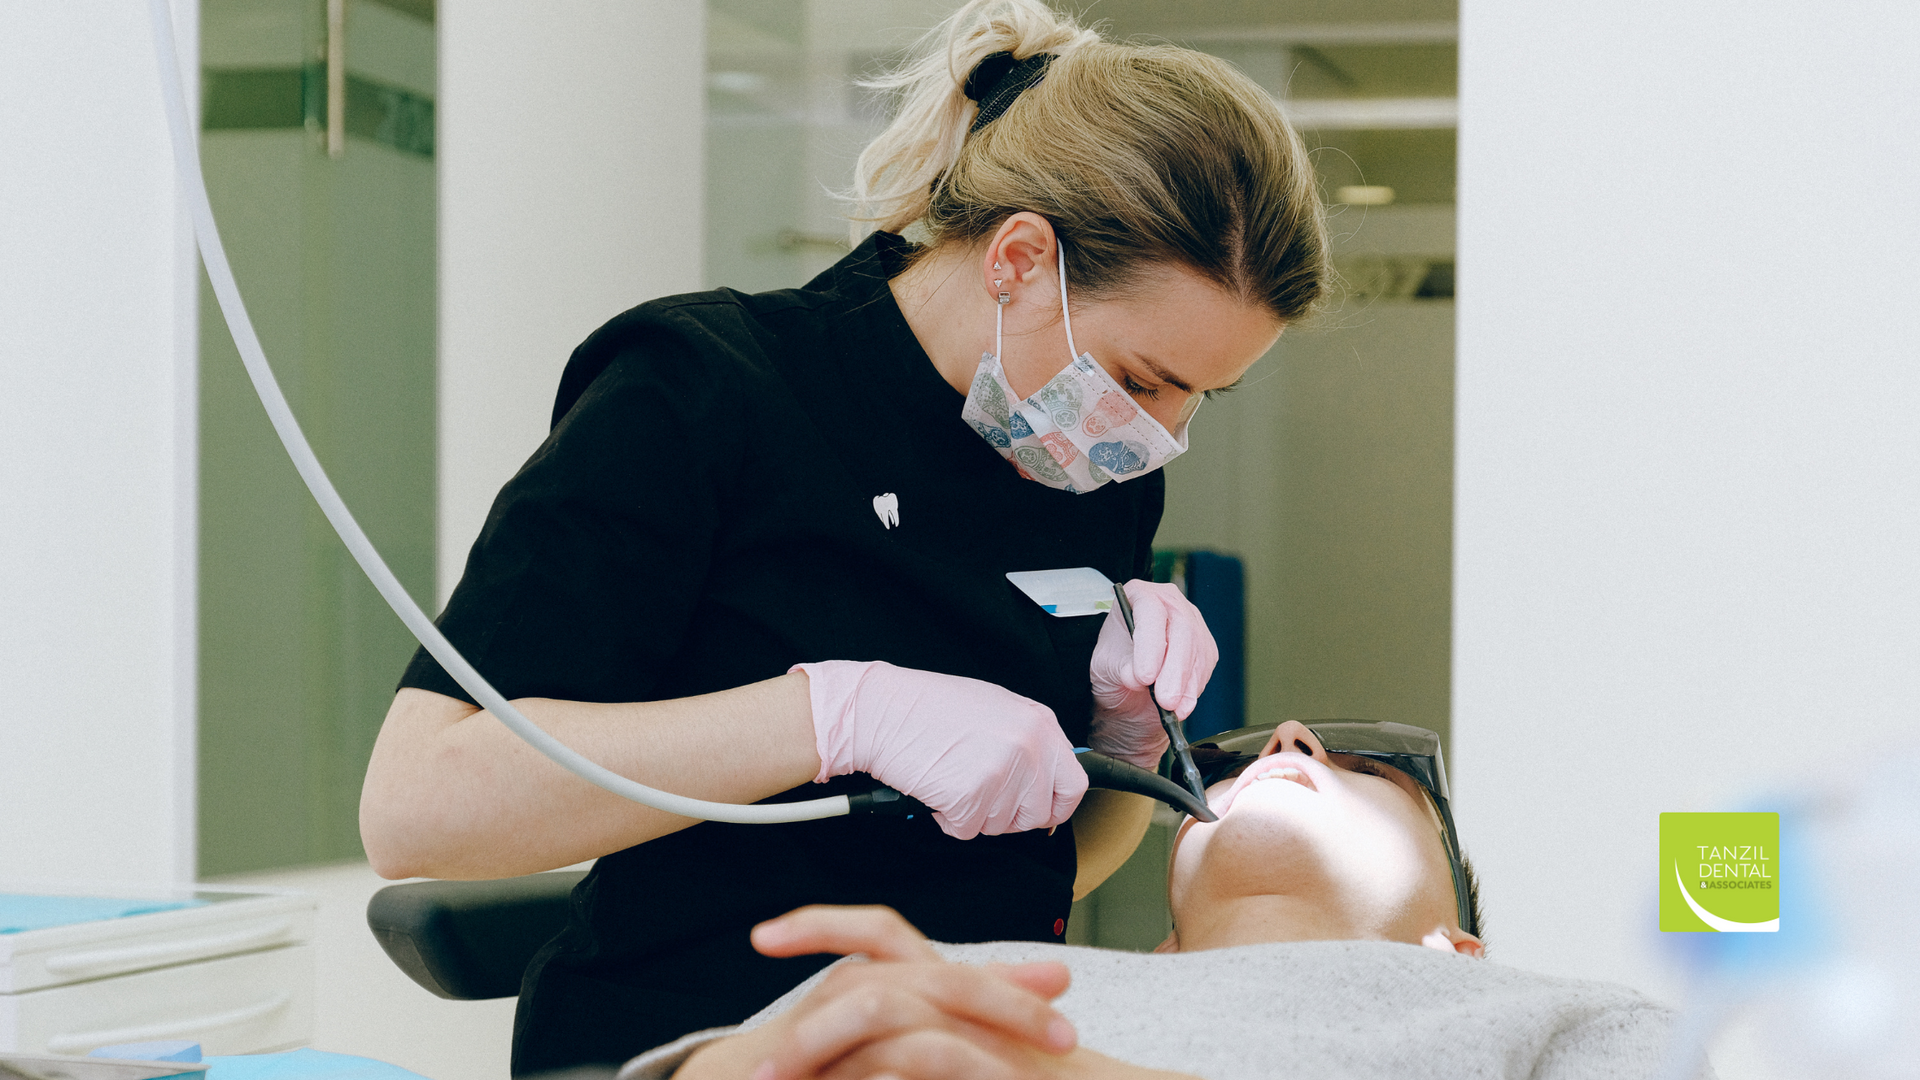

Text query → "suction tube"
[142,0,849,825]
[849,750,1217,822]
[1078,750,1217,822]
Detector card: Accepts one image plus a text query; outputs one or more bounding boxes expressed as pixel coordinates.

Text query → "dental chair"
[367,871,586,1000]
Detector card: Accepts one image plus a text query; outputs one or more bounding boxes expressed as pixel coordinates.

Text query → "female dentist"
[359,0,1329,1073]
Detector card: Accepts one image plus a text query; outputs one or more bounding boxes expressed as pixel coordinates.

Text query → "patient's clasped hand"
[629,722,1693,1080]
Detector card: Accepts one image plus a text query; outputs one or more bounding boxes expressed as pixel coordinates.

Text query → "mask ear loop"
[994,261,1009,361]
[1057,243,1079,359]
[995,290,1004,361]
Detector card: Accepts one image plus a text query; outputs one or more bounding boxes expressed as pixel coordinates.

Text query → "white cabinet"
[0,889,315,1056]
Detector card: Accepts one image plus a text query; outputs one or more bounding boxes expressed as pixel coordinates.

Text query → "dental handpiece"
[1110,583,1212,810]
[849,748,1216,823]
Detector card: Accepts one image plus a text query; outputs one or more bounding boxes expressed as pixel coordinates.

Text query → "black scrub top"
[399,232,1164,1075]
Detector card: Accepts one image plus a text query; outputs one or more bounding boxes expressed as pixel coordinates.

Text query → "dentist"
[359,0,1328,1073]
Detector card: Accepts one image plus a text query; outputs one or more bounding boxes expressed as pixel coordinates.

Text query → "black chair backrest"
[367,871,586,1000]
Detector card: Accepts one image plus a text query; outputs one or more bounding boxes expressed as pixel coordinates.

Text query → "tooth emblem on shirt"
[873,493,900,530]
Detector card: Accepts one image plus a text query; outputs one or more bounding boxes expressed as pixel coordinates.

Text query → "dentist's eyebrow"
[1132,354,1194,394]
[1134,353,1245,396]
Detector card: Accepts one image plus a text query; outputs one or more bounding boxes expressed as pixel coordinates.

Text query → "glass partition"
[197,0,437,875]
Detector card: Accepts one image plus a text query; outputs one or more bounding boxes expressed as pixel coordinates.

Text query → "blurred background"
[7,0,1917,1077]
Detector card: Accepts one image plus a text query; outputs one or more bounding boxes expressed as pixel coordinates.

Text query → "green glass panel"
[198,0,435,876]
[202,68,305,129]
[203,65,433,159]
[343,75,434,157]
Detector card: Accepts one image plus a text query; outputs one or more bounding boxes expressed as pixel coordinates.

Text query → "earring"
[998,291,1011,305]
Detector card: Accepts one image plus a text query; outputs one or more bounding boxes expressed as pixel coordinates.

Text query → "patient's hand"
[673,906,1198,1080]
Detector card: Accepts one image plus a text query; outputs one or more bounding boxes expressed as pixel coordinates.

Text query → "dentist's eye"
[1122,374,1161,400]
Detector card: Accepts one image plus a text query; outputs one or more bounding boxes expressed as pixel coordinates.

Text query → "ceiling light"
[708,71,768,95]
[1335,185,1396,206]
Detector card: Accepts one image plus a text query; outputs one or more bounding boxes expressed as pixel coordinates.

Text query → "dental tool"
[1110,583,1213,812]
[852,748,1217,822]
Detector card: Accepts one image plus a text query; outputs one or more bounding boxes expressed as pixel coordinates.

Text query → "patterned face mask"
[960,246,1197,493]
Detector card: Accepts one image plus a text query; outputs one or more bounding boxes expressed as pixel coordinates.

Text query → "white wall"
[1158,207,1456,738]
[0,1,199,886]
[438,1,707,602]
[1455,0,1920,1020]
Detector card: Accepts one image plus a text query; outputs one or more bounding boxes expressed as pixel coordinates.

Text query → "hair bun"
[964,51,1020,102]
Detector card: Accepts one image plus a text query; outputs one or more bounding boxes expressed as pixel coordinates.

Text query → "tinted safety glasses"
[1185,720,1478,938]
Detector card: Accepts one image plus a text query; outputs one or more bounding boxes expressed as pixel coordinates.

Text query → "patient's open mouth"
[1205,752,1328,818]
[1248,764,1318,792]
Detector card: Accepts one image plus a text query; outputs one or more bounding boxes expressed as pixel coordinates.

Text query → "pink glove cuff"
[790,659,868,784]
[1090,704,1170,772]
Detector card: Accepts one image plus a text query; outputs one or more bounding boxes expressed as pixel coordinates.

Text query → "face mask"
[960,247,1197,493]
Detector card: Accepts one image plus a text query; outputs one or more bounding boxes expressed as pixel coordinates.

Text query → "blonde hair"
[854,0,1329,321]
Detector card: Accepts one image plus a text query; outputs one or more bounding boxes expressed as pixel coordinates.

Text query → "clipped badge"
[1005,567,1116,617]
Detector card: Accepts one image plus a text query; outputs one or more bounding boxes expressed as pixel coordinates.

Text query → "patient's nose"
[1264,721,1328,761]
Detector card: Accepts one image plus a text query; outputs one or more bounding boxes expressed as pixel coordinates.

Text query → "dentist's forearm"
[359,676,819,880]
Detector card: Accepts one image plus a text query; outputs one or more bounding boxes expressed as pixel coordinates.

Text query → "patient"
[619,721,1696,1080]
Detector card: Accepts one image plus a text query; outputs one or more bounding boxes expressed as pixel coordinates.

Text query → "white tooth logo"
[872,493,900,530]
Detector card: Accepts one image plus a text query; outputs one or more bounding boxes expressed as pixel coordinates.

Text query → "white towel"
[618,938,1708,1080]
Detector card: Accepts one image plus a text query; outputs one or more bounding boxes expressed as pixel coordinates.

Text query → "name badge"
[1005,567,1115,617]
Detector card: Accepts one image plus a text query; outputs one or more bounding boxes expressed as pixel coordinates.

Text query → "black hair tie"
[965,50,1056,133]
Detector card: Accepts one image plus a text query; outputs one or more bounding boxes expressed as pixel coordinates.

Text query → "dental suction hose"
[1079,749,1216,822]
[143,0,847,826]
[851,750,1217,823]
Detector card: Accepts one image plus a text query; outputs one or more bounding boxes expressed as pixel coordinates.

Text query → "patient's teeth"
[1242,765,1321,796]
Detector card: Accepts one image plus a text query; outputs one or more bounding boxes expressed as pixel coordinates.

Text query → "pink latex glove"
[1087,579,1219,771]
[791,660,1088,840]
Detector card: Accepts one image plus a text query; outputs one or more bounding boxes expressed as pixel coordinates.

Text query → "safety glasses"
[1186,720,1478,938]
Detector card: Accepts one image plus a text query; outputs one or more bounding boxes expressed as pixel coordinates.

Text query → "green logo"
[1659,812,1779,932]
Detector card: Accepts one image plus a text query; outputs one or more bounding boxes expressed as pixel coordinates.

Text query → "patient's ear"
[1153,929,1180,954]
[1420,925,1484,959]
